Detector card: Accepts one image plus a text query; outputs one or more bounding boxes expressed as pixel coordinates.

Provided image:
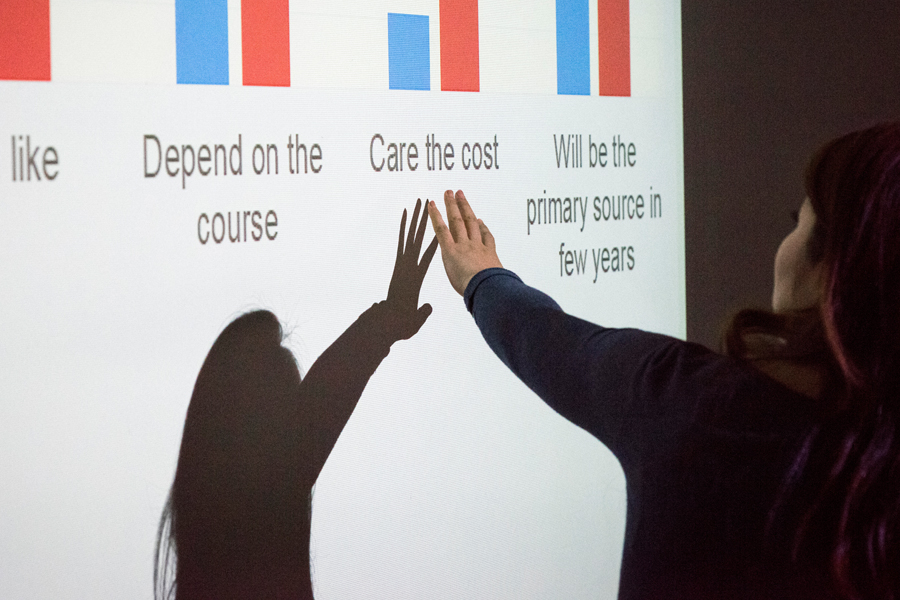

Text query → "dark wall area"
[682,2,900,349]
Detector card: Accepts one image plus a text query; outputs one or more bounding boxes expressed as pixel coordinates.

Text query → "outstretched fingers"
[413,198,429,255]
[406,198,422,253]
[428,199,453,248]
[397,208,408,260]
[444,189,468,242]
[419,236,438,274]
[455,190,481,240]
[427,190,502,296]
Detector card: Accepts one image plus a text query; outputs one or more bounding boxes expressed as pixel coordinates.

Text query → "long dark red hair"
[730,122,900,598]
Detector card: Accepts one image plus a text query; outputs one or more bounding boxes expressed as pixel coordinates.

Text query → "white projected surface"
[0,1,684,598]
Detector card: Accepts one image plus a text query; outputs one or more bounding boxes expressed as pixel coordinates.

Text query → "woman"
[427,123,900,599]
[155,200,437,600]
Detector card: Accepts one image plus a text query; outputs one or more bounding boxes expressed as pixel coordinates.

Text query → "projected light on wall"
[1,1,682,598]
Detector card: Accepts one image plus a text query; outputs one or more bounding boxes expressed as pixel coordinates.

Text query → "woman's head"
[157,310,313,599]
[763,123,900,599]
[802,122,900,396]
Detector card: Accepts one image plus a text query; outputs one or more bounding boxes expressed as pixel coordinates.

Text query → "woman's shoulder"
[619,331,826,435]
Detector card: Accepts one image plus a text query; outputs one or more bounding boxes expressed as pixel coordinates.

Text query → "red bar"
[0,0,51,81]
[597,0,629,96]
[440,0,479,92]
[242,0,290,87]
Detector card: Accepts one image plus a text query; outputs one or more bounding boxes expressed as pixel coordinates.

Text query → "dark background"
[682,1,900,349]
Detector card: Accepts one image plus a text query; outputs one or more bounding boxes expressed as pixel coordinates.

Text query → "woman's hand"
[427,190,502,296]
[385,198,439,339]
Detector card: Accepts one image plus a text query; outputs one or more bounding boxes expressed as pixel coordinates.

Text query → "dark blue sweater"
[464,268,834,599]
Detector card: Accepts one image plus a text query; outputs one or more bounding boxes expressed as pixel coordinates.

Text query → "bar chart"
[176,0,230,85]
[242,0,291,86]
[0,0,50,81]
[556,0,590,95]
[440,0,480,91]
[388,13,431,90]
[1,0,644,96]
[597,0,630,96]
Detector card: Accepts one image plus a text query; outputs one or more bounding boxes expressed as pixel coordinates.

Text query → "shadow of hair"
[156,310,315,600]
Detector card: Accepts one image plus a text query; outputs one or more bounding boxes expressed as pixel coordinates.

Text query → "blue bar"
[388,13,430,91]
[556,0,589,95]
[176,0,229,85]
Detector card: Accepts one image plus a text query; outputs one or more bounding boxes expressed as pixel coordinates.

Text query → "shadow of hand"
[386,198,439,340]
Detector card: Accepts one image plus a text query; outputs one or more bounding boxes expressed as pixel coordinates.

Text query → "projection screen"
[1,0,683,598]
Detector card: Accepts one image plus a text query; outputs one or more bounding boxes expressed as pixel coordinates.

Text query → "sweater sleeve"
[464,268,718,468]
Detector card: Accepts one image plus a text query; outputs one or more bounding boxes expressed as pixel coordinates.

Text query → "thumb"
[409,303,432,335]
[396,303,432,340]
[392,302,433,340]
[416,303,433,323]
